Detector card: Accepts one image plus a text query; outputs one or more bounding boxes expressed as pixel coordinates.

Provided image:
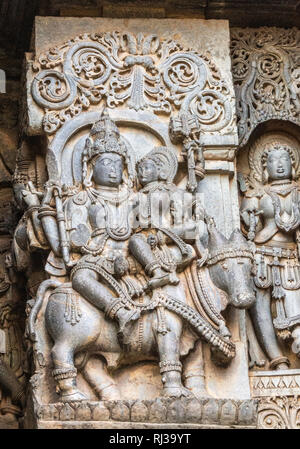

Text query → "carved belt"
[256,246,298,259]
[254,251,300,293]
[254,246,300,334]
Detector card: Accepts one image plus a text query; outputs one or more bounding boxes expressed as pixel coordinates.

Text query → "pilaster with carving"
[231,27,300,146]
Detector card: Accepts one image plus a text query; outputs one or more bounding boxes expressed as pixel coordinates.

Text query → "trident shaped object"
[169,112,205,192]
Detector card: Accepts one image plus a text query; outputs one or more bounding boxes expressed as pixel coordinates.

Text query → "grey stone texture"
[1,10,300,430]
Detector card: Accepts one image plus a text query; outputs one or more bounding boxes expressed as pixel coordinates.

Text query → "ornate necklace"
[87,185,132,241]
[88,185,130,204]
[267,185,300,233]
[140,181,175,219]
[140,181,174,194]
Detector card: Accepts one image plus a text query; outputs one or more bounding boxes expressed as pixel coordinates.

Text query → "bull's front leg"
[182,340,211,398]
[51,341,87,402]
[156,309,192,398]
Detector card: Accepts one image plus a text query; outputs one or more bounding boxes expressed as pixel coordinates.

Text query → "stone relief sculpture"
[0,15,298,428]
[0,251,26,426]
[231,27,300,146]
[8,21,270,428]
[230,25,300,430]
[240,132,300,368]
[129,144,196,290]
[15,108,255,405]
[30,31,234,136]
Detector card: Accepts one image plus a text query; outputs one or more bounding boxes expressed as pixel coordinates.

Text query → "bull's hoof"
[162,386,194,398]
[60,390,88,402]
[100,384,121,401]
[188,388,212,399]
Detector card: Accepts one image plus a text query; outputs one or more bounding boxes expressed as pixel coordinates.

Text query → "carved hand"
[240,197,260,227]
[147,233,158,249]
[21,189,40,208]
[42,182,60,206]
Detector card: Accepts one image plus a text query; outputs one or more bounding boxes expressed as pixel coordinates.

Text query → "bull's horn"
[207,223,228,250]
[229,228,247,245]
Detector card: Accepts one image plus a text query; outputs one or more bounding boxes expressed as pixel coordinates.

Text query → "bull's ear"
[229,228,247,245]
[207,221,228,250]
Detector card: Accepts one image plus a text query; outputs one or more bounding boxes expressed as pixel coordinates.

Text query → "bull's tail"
[28,279,63,341]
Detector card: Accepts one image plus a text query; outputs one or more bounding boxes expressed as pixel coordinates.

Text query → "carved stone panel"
[16,17,255,429]
[258,396,300,429]
[26,17,237,146]
[231,27,300,146]
[250,369,300,398]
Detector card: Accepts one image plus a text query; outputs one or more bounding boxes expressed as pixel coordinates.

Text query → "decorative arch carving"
[231,27,300,146]
[30,31,234,136]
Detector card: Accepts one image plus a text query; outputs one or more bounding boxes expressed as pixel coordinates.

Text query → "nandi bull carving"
[18,111,255,402]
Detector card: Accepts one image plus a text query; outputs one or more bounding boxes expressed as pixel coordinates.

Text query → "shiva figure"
[23,110,141,340]
[129,146,196,290]
[241,143,300,368]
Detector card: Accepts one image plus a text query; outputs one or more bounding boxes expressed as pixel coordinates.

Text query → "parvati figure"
[241,144,300,368]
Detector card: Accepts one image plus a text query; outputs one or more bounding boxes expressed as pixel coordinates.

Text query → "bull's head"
[206,222,256,309]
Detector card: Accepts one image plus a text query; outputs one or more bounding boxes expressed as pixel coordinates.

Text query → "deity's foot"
[188,388,212,399]
[291,327,300,359]
[162,386,193,398]
[184,375,211,399]
[99,384,121,401]
[147,272,180,290]
[55,376,88,402]
[60,389,88,403]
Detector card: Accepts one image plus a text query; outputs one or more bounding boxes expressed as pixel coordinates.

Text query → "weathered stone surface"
[203,399,219,424]
[111,402,130,422]
[238,400,257,426]
[166,399,186,423]
[130,401,149,422]
[91,402,110,421]
[149,399,167,423]
[25,398,258,428]
[185,398,202,423]
[59,403,75,421]
[220,400,237,425]
[1,3,300,431]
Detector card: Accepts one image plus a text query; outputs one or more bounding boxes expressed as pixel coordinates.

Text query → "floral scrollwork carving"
[231,27,300,146]
[31,31,233,134]
[258,396,300,429]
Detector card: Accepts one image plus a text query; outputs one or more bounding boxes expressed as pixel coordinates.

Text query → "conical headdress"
[82,108,135,187]
[84,108,127,162]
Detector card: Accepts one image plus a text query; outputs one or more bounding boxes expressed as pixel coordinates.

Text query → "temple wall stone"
[0,4,300,429]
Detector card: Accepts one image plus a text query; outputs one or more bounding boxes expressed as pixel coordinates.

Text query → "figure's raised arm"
[240,195,261,228]
[37,182,61,257]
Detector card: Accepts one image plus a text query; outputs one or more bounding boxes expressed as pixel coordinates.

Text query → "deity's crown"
[82,108,136,187]
[138,146,178,183]
[84,109,127,162]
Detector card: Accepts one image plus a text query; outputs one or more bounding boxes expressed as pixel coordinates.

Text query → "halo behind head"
[248,132,300,185]
[137,146,178,183]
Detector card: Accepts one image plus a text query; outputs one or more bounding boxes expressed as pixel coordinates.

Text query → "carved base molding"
[250,369,300,429]
[250,369,300,398]
[24,398,258,429]
[258,397,300,429]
